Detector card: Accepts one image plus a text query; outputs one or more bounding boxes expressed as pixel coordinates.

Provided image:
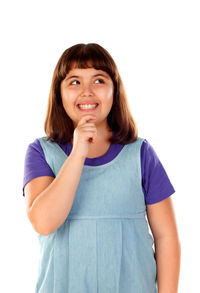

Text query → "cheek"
[61,91,76,106]
[105,87,114,103]
[98,86,113,99]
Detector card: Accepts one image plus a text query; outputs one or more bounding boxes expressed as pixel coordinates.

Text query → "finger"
[78,115,97,126]
[81,128,97,133]
[80,124,97,130]
[81,122,97,127]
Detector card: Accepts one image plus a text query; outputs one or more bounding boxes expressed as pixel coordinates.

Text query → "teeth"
[78,104,98,109]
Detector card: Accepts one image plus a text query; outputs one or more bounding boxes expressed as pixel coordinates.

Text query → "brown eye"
[71,80,80,85]
[95,79,104,84]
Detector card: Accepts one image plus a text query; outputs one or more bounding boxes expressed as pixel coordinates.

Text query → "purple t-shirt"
[22,137,175,205]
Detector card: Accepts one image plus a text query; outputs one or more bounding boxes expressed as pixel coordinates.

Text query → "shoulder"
[25,137,44,157]
[22,137,55,197]
[125,136,146,151]
[24,136,51,167]
[139,137,165,177]
[140,138,170,172]
[139,138,176,205]
[23,136,56,169]
[37,136,61,153]
[124,136,154,156]
[140,138,158,160]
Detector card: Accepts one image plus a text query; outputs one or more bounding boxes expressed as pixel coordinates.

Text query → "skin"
[60,67,181,291]
[60,67,114,154]
[146,197,181,292]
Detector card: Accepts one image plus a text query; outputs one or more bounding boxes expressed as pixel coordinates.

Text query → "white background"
[0,0,199,292]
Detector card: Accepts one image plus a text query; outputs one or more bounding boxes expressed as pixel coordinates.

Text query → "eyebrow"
[65,73,109,81]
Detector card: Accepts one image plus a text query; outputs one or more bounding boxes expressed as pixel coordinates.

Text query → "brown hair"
[44,43,138,145]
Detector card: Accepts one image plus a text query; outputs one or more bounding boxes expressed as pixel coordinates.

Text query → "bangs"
[58,43,117,81]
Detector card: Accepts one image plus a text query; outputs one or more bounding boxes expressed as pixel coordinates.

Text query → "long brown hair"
[44,43,138,145]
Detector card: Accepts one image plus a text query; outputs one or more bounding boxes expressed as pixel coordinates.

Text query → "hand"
[71,114,98,159]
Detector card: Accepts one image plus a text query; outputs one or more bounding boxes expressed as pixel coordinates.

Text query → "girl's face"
[60,67,114,128]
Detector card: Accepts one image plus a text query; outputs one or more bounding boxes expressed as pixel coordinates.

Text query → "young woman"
[23,43,181,292]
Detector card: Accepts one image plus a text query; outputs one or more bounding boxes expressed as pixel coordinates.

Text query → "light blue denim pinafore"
[36,136,157,293]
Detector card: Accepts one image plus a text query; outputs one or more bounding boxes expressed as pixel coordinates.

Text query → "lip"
[76,103,99,112]
[77,102,98,105]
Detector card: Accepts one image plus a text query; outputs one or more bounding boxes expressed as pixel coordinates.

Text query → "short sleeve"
[141,139,176,205]
[22,138,55,197]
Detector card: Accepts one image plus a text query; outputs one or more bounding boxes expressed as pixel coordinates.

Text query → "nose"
[80,82,93,97]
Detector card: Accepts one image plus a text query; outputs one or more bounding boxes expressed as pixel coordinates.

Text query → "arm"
[146,196,181,293]
[25,150,85,235]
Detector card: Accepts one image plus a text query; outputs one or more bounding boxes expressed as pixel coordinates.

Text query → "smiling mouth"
[77,103,99,111]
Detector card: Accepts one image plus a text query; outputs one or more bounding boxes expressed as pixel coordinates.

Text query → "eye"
[95,79,104,84]
[70,79,104,85]
[71,80,80,85]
